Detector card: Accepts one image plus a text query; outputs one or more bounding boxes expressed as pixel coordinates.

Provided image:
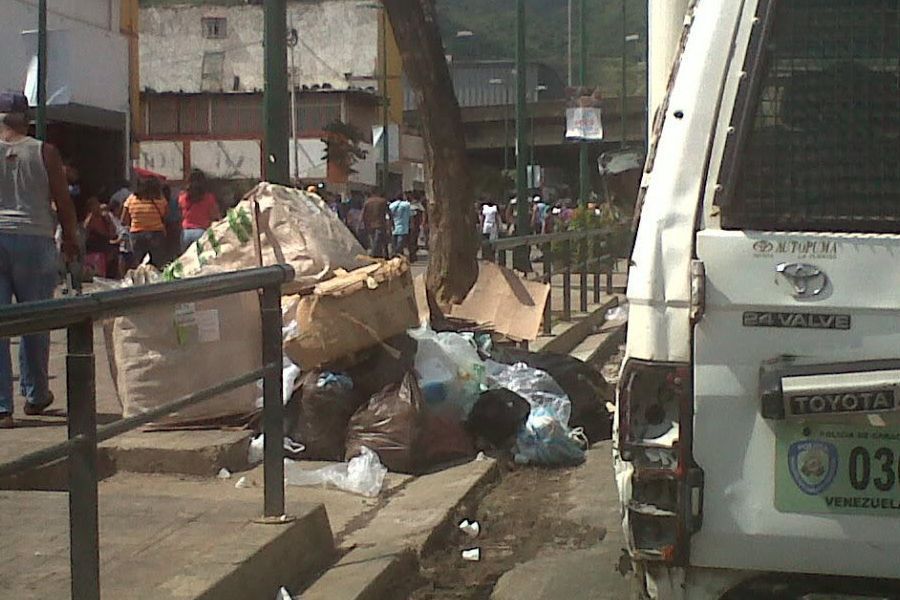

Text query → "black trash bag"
[489,348,613,442]
[285,371,363,461]
[345,372,426,474]
[342,334,418,401]
[466,388,531,450]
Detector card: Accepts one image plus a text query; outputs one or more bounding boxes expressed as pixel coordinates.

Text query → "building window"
[202,17,227,39]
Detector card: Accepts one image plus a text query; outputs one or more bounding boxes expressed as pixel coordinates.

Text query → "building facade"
[1,0,136,195]
[139,0,420,192]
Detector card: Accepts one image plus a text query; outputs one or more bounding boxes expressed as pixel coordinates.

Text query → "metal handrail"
[0,265,295,600]
[482,227,620,334]
[487,226,614,251]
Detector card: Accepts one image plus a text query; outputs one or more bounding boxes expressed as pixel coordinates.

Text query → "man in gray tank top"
[0,92,78,428]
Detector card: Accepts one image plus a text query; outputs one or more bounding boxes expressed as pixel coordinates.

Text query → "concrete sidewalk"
[0,488,334,600]
[1,452,498,600]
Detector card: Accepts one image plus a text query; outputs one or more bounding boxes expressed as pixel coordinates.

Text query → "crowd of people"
[325,189,427,261]
[482,194,584,240]
[61,168,223,281]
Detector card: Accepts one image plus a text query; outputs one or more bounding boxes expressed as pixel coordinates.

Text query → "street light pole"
[490,78,511,173]
[504,86,510,173]
[36,0,48,140]
[264,0,289,185]
[381,8,390,197]
[514,0,529,268]
[578,0,589,206]
[621,0,627,149]
[288,22,299,182]
[567,0,573,87]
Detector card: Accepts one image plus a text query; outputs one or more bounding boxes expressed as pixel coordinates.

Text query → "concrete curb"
[586,321,627,366]
[300,458,500,600]
[537,297,620,356]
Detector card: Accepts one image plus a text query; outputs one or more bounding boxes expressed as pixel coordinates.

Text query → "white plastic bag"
[485,361,572,425]
[605,303,628,322]
[409,325,484,417]
[255,357,302,409]
[284,446,387,497]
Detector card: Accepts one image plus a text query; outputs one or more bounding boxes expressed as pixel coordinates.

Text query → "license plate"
[775,422,900,516]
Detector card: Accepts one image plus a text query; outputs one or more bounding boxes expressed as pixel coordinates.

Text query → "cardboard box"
[450,261,550,341]
[283,258,420,369]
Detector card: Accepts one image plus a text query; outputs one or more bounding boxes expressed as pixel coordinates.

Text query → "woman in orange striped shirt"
[122,177,168,268]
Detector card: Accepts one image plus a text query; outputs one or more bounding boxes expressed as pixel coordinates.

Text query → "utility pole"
[381,9,390,197]
[36,0,48,140]
[578,0,589,205]
[288,21,299,182]
[264,0,289,185]
[504,86,510,173]
[514,0,529,269]
[567,0,573,87]
[621,0,627,149]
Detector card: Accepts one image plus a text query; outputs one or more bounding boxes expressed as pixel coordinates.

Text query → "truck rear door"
[692,0,900,578]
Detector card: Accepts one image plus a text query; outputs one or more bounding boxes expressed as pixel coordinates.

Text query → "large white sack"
[165,182,367,292]
[112,292,261,427]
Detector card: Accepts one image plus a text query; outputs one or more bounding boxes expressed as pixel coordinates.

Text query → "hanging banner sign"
[566,107,604,141]
[565,86,604,141]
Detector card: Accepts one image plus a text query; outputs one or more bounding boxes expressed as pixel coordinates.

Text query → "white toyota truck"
[618,0,900,598]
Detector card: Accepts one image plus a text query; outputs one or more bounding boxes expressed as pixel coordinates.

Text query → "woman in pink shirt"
[178,169,221,252]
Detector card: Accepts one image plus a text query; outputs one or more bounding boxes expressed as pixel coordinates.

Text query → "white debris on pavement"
[461,548,481,561]
[459,520,481,538]
[217,468,231,479]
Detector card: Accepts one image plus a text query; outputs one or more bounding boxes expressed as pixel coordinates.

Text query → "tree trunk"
[382,0,478,305]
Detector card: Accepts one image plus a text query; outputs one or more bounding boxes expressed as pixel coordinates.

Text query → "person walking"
[0,92,79,428]
[123,177,168,268]
[178,169,220,253]
[361,192,390,258]
[408,194,425,262]
[83,197,117,278]
[389,194,412,257]
[479,199,502,261]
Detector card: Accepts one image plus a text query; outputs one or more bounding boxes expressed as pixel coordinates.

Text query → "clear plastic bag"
[409,325,484,417]
[484,361,572,426]
[284,446,387,497]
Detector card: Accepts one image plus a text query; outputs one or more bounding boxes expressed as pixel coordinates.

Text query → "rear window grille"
[724,0,900,233]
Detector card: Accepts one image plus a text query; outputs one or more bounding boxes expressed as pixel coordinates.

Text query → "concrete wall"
[1,0,128,116]
[140,1,379,94]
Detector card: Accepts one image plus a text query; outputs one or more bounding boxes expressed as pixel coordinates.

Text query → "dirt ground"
[409,464,607,600]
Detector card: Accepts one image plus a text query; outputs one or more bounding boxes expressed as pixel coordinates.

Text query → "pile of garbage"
[276,268,613,495]
[100,183,612,497]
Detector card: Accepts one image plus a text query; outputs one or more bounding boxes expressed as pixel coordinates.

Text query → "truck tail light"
[617,359,704,565]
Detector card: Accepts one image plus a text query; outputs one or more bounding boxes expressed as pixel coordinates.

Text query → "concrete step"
[1,428,255,490]
[570,318,627,365]
[101,429,254,477]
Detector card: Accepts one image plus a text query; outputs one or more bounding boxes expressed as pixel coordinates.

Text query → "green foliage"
[551,202,629,272]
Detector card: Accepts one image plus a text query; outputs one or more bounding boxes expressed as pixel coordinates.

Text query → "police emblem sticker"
[788,440,839,496]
